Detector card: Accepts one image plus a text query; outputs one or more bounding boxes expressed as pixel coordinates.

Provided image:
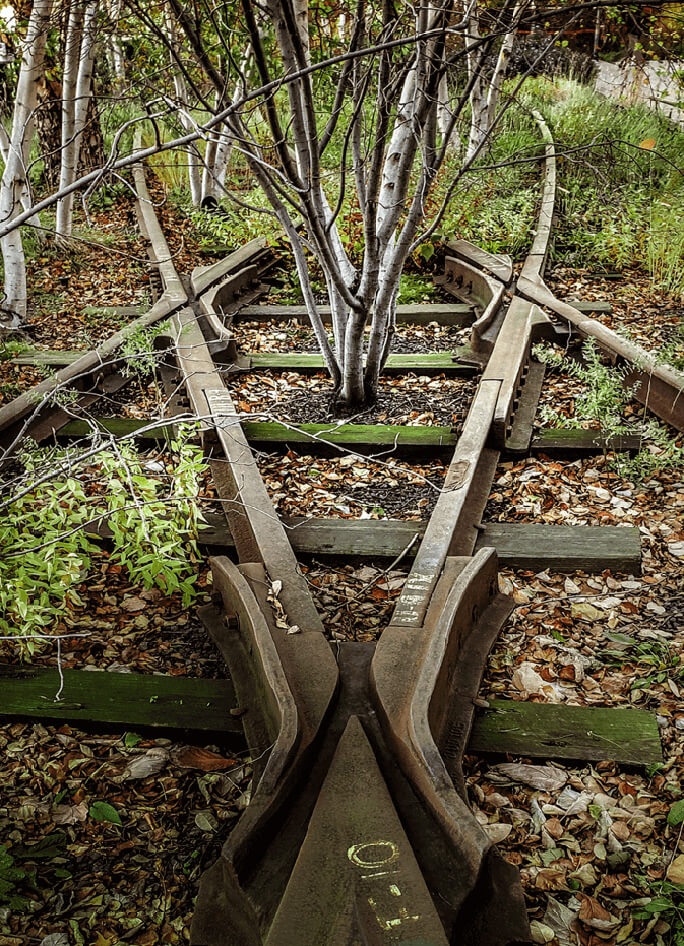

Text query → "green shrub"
[0,426,206,651]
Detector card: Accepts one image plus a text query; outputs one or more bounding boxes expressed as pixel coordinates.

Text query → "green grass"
[427,77,684,293]
[526,78,684,293]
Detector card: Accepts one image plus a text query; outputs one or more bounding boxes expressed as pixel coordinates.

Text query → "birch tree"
[0,0,53,326]
[465,1,524,161]
[55,0,100,238]
[162,6,202,207]
[169,0,481,410]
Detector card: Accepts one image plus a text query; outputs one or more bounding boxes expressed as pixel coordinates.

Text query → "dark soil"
[226,370,477,429]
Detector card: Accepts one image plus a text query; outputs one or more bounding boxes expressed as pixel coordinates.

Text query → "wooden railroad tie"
[197,514,642,575]
[54,415,645,457]
[0,665,660,767]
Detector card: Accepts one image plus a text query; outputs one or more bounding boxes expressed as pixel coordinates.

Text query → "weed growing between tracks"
[535,337,684,479]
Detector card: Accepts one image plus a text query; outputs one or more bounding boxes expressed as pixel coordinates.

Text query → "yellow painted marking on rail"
[348,839,422,934]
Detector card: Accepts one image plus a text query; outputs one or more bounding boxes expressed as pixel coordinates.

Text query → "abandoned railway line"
[0,124,683,946]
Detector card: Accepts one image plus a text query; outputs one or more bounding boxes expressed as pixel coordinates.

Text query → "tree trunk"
[36,76,63,190]
[0,0,53,327]
[56,0,99,239]
[56,1,86,236]
[0,125,38,225]
[164,7,202,207]
[467,2,522,162]
[105,0,126,83]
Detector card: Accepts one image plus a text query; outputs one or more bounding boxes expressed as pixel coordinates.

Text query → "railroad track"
[0,117,680,945]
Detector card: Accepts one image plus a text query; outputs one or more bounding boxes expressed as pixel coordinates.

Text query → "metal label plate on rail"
[204,388,241,429]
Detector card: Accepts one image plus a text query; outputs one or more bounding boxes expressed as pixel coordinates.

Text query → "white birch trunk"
[437,73,453,148]
[200,49,253,205]
[0,125,39,225]
[207,131,233,198]
[466,7,488,162]
[106,0,126,82]
[485,2,522,130]
[56,0,99,238]
[164,9,201,206]
[467,2,522,162]
[0,0,53,326]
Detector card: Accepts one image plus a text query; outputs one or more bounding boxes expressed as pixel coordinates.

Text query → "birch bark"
[0,0,53,326]
[164,8,201,207]
[466,1,523,162]
[56,0,99,238]
[105,0,126,82]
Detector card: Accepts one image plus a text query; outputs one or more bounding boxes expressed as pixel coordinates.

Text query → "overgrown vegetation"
[527,79,684,293]
[534,337,684,479]
[120,320,169,380]
[0,427,206,651]
[403,77,684,294]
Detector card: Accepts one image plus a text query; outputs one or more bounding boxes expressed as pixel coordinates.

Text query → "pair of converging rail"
[1,120,682,946]
[182,126,681,942]
[183,236,533,944]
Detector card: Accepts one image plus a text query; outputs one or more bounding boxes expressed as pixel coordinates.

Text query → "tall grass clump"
[520,78,684,294]
[433,103,541,258]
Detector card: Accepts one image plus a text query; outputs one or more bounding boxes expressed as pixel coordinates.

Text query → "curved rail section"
[518,112,684,432]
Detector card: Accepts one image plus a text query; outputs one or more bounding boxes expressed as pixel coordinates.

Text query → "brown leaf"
[666,854,684,885]
[534,868,567,891]
[52,801,89,825]
[173,746,237,772]
[121,596,146,613]
[495,763,567,792]
[123,746,169,780]
[578,895,619,931]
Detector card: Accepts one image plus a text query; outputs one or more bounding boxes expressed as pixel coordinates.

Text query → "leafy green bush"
[183,191,282,249]
[0,427,206,651]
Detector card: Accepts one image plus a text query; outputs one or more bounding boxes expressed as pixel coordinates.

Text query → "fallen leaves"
[665,854,684,884]
[122,746,170,780]
[51,801,89,825]
[260,450,446,521]
[577,893,620,931]
[173,746,237,771]
[226,365,476,429]
[494,763,568,792]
